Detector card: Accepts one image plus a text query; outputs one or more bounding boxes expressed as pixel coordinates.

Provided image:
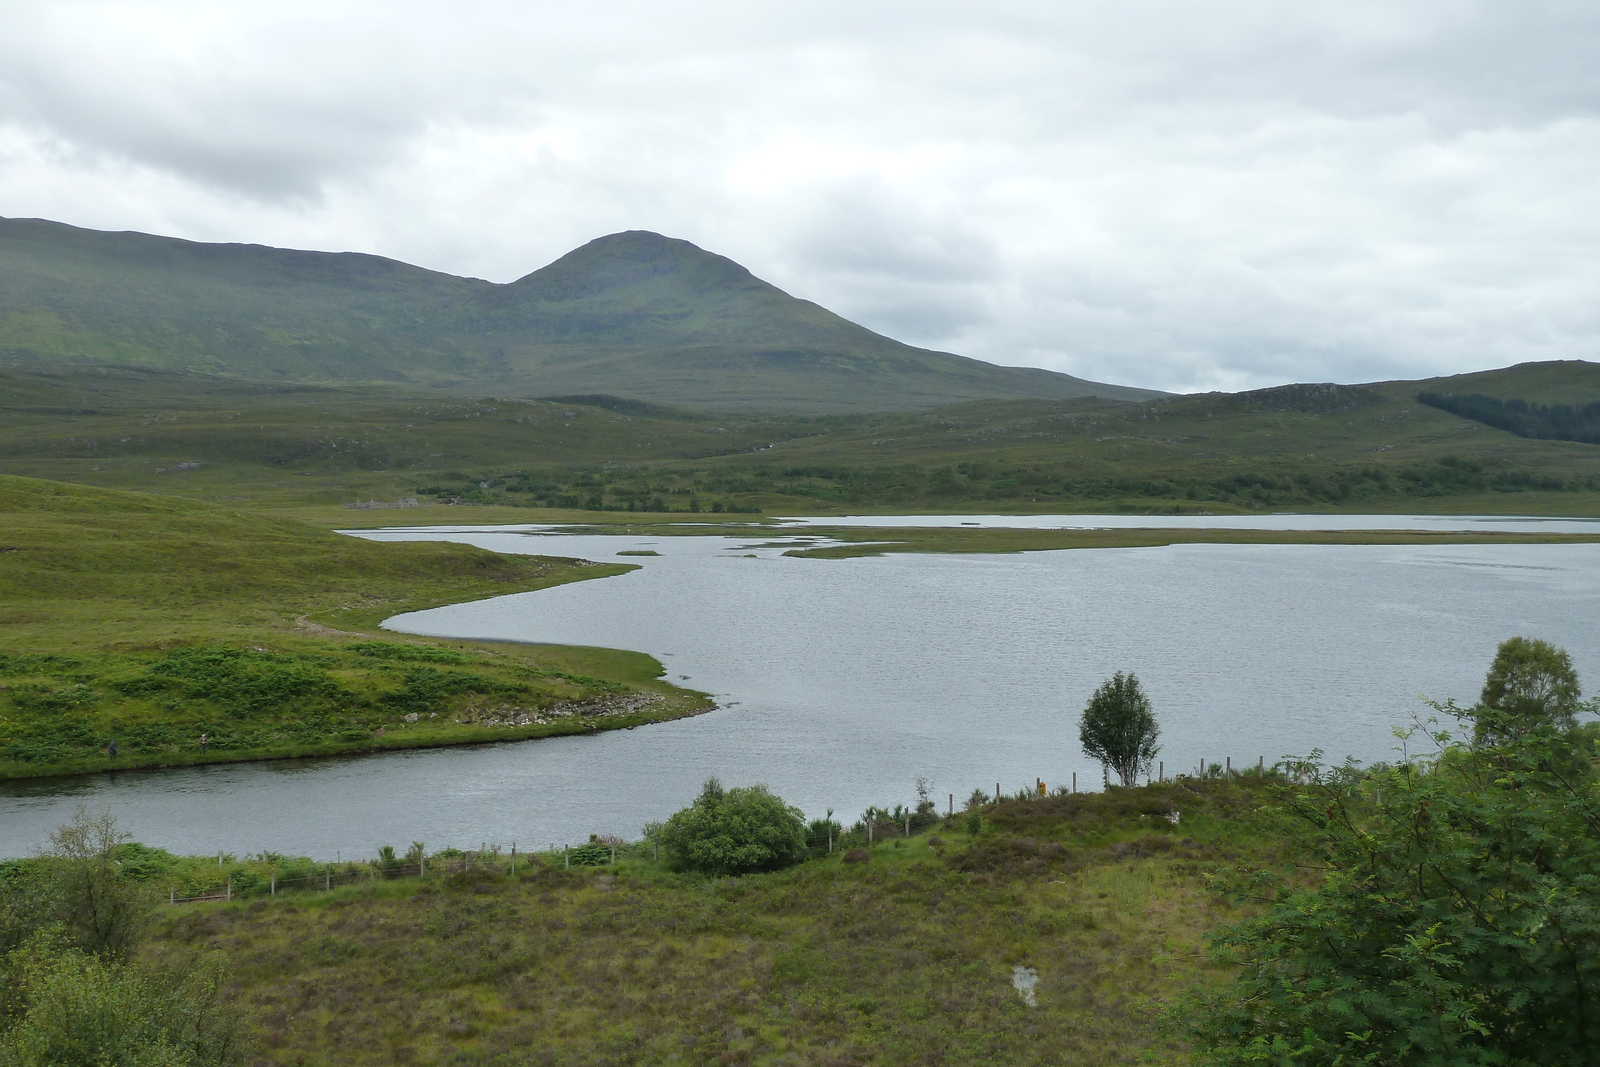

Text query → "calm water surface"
[2,524,1595,859]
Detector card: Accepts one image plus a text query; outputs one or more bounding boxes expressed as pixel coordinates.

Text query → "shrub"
[139,646,347,716]
[658,778,807,877]
[565,843,612,867]
[347,642,472,664]
[1187,642,1600,1065]
[0,936,248,1066]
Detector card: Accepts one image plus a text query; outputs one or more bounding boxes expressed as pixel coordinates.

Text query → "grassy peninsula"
[0,475,710,779]
[770,524,1600,558]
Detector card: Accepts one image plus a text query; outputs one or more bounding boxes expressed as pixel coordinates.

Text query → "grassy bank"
[0,475,710,779]
[139,777,1280,1066]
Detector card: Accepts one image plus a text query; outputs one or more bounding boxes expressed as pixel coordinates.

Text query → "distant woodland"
[1418,392,1600,445]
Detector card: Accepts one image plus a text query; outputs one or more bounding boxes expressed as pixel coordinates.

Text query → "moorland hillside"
[0,218,1159,412]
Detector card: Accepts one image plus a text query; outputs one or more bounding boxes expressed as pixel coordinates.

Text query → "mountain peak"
[505,230,764,300]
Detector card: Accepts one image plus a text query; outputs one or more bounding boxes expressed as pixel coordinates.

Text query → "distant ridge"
[0,218,1165,413]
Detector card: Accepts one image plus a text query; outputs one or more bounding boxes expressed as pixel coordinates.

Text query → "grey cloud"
[782,180,1000,284]
[3,0,1600,391]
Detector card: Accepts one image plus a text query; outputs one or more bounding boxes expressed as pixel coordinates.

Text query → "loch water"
[2,519,1596,859]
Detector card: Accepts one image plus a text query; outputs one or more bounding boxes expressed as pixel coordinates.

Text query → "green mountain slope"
[0,218,1161,412]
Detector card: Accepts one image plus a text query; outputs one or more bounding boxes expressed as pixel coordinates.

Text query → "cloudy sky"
[3,1,1598,393]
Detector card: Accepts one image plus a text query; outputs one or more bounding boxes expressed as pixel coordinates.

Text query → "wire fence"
[165,757,1290,904]
[167,850,546,905]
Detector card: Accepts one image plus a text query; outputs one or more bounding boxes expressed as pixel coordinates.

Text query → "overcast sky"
[3,1,1598,393]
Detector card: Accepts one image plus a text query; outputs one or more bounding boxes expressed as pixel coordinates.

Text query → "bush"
[565,843,612,867]
[1187,642,1600,1065]
[658,778,807,877]
[0,936,248,1066]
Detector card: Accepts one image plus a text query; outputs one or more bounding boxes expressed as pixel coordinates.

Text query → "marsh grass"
[778,525,1600,559]
[141,778,1278,1066]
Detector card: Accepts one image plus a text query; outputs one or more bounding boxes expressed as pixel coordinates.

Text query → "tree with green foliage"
[0,809,249,1066]
[1078,672,1160,787]
[1474,635,1583,743]
[40,806,156,961]
[658,778,807,877]
[1188,641,1600,1066]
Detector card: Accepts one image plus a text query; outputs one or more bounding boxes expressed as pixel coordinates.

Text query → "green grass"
[0,474,710,779]
[139,777,1283,1066]
[4,361,1599,520]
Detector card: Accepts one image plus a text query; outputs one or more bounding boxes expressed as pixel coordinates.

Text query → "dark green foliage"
[564,843,613,867]
[105,844,182,882]
[140,646,348,716]
[408,451,1589,513]
[0,810,247,1065]
[40,807,157,961]
[0,655,77,677]
[658,777,807,877]
[1079,672,1160,788]
[1475,635,1585,742]
[1419,391,1600,444]
[377,666,524,715]
[0,937,247,1066]
[1189,646,1600,1066]
[804,816,843,854]
[0,863,57,959]
[346,642,472,664]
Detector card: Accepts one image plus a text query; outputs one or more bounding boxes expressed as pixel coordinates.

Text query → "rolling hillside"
[0,359,1596,514]
[0,217,1161,412]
